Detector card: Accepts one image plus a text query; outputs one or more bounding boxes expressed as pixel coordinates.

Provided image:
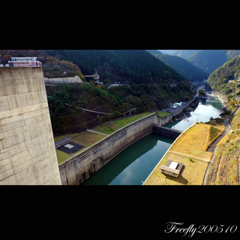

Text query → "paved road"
[207,105,239,152]
[203,105,239,185]
[206,118,230,152]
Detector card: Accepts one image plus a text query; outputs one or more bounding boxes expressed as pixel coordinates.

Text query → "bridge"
[153,126,182,139]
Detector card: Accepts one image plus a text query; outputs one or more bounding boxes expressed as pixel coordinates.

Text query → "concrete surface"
[0,67,61,185]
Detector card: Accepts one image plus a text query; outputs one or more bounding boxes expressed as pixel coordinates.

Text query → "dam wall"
[0,67,61,184]
[153,126,182,139]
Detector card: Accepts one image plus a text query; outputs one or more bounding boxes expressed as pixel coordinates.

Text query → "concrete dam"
[0,67,61,184]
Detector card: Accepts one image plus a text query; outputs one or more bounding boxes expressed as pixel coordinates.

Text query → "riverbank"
[209,90,228,109]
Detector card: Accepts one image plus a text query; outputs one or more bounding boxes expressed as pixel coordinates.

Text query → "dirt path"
[86,129,109,136]
[168,150,210,162]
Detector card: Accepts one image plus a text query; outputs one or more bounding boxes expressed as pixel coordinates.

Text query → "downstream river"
[81,95,223,185]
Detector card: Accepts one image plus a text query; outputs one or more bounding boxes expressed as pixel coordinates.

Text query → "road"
[206,105,239,152]
[203,105,239,185]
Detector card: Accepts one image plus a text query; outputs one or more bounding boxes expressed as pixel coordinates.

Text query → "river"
[81,95,224,185]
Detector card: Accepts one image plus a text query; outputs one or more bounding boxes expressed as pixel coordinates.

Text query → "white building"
[8,57,42,67]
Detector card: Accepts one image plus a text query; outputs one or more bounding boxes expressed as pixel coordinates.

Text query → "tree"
[198,89,206,97]
[229,100,236,108]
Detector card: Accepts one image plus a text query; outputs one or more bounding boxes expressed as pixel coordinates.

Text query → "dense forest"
[147,50,209,82]
[46,81,195,135]
[44,50,186,84]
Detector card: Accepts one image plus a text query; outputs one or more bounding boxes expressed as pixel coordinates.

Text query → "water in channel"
[81,95,223,185]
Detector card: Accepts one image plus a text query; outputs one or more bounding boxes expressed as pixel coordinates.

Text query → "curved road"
[203,105,239,185]
[206,117,231,152]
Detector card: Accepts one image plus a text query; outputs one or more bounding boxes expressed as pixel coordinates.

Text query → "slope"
[147,50,209,82]
[207,56,240,96]
[45,50,186,84]
[158,50,199,59]
[188,50,240,75]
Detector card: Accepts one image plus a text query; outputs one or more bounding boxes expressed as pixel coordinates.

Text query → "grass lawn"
[92,112,152,135]
[144,122,217,185]
[170,123,213,160]
[55,131,106,164]
[156,112,172,118]
[144,152,209,185]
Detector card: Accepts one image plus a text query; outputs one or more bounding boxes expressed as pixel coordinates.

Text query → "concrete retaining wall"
[153,126,182,139]
[44,75,83,84]
[0,67,61,185]
[59,113,157,185]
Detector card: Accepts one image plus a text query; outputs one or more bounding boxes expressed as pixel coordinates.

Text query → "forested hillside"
[158,50,199,58]
[168,50,199,59]
[147,50,209,82]
[207,56,240,97]
[45,50,186,84]
[47,81,195,135]
[188,50,240,74]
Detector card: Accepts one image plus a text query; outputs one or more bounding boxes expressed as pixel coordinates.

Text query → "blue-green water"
[82,133,174,185]
[81,96,223,185]
[165,96,224,131]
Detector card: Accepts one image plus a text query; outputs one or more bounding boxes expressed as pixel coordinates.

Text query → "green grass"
[56,149,71,164]
[156,112,172,118]
[92,112,152,134]
[55,131,106,164]
[55,112,152,163]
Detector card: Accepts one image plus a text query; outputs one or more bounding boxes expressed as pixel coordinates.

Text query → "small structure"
[8,57,42,67]
[55,137,71,149]
[160,160,184,178]
[172,102,182,109]
[83,71,100,84]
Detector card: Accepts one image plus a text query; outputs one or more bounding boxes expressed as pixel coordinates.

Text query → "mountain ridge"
[147,50,209,82]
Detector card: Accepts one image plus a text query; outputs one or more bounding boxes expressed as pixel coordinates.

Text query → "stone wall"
[0,67,61,184]
[44,75,83,84]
